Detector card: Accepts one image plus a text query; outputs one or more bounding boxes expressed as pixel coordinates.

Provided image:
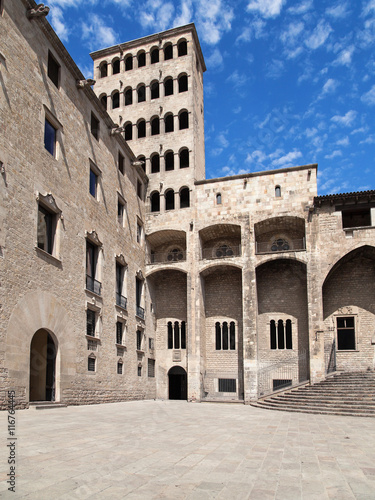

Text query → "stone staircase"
[29,401,67,410]
[251,371,375,417]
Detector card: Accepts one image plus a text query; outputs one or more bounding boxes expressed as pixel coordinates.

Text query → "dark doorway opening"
[30,330,57,401]
[168,366,187,400]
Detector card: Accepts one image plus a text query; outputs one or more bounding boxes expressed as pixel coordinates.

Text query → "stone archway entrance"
[168,366,187,400]
[29,329,57,402]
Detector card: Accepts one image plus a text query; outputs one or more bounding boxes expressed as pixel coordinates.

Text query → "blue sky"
[48,0,375,195]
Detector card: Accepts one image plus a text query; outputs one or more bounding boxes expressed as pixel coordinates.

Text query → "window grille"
[88,357,96,371]
[148,359,155,377]
[218,379,236,392]
[86,309,96,337]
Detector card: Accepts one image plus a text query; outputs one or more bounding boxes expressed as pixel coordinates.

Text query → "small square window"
[44,118,56,156]
[91,113,100,140]
[88,357,96,372]
[48,51,60,88]
[118,152,125,174]
[337,316,356,350]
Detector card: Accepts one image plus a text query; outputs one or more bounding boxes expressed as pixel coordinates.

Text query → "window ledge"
[85,288,102,300]
[116,343,126,349]
[115,304,128,313]
[136,349,145,354]
[35,247,62,266]
[86,335,101,342]
[337,349,359,353]
[343,225,375,231]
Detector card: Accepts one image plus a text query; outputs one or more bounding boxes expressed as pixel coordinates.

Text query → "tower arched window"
[100,94,107,110]
[151,154,160,173]
[179,111,189,130]
[125,54,133,71]
[178,74,188,93]
[270,319,292,350]
[137,84,146,103]
[112,91,120,109]
[151,117,160,136]
[165,189,174,210]
[215,322,236,350]
[151,81,159,99]
[216,193,222,205]
[137,155,146,172]
[124,88,132,106]
[99,61,107,78]
[124,122,132,141]
[165,151,174,171]
[167,321,186,349]
[275,185,281,197]
[164,43,173,60]
[137,120,146,139]
[150,192,160,212]
[137,51,146,68]
[150,47,159,64]
[179,148,189,169]
[177,39,187,57]
[112,58,120,74]
[164,77,173,96]
[164,113,174,133]
[180,187,190,208]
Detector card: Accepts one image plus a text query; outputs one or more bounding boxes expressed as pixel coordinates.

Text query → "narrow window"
[100,95,107,110]
[168,322,173,349]
[286,319,292,349]
[37,204,54,254]
[91,113,99,140]
[179,148,189,169]
[151,81,159,99]
[99,61,107,78]
[174,321,180,349]
[151,154,160,173]
[165,114,174,133]
[124,122,132,141]
[151,117,160,136]
[125,55,133,71]
[44,118,56,156]
[137,51,146,67]
[277,319,285,349]
[230,322,236,350]
[181,322,186,349]
[117,197,125,226]
[165,190,174,210]
[86,241,101,294]
[165,151,174,171]
[136,330,142,350]
[88,357,96,371]
[125,88,133,106]
[215,322,221,350]
[89,168,98,198]
[137,180,143,199]
[222,322,229,350]
[86,309,96,337]
[116,321,123,344]
[270,320,277,349]
[150,47,159,64]
[118,151,124,174]
[112,59,120,74]
[137,221,143,244]
[150,192,160,212]
[164,43,173,60]
[180,188,190,208]
[137,120,146,138]
[137,155,146,172]
[148,359,155,377]
[337,317,355,350]
[116,261,127,308]
[164,78,173,96]
[275,186,281,197]
[117,361,123,374]
[178,74,188,93]
[137,85,146,103]
[178,40,187,56]
[48,51,60,88]
[216,193,222,205]
[179,111,189,130]
[112,92,120,109]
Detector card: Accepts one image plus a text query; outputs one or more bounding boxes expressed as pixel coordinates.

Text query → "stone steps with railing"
[251,371,375,417]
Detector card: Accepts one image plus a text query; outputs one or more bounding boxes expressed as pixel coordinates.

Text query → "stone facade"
[1,0,375,409]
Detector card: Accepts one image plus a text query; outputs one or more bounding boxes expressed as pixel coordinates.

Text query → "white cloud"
[50,6,69,42]
[305,127,318,138]
[247,0,285,18]
[331,110,357,127]
[226,71,248,88]
[280,22,304,44]
[236,18,266,43]
[288,0,313,15]
[336,137,349,146]
[217,134,229,148]
[363,0,375,17]
[324,150,342,159]
[321,78,339,95]
[326,3,349,19]
[266,59,284,79]
[206,48,224,70]
[305,20,332,49]
[173,0,193,26]
[82,14,118,50]
[271,150,303,168]
[245,150,267,163]
[333,45,355,65]
[195,0,234,45]
[361,85,375,105]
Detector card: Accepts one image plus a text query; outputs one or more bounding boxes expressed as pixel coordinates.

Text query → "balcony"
[255,238,305,255]
[136,305,145,319]
[201,245,241,261]
[116,292,127,310]
[86,275,102,295]
[148,249,186,264]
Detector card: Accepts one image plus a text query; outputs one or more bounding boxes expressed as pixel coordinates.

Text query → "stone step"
[251,402,375,418]
[256,399,375,412]
[29,402,67,410]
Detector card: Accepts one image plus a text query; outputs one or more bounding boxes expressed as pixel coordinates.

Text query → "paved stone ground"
[1,400,375,499]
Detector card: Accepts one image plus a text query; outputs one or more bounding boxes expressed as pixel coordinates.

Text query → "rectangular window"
[44,118,56,156]
[137,180,142,199]
[116,321,123,345]
[37,204,54,254]
[117,362,123,374]
[273,379,292,391]
[116,262,127,308]
[89,168,98,198]
[342,209,371,229]
[136,330,142,351]
[137,220,143,244]
[337,316,355,350]
[88,357,96,371]
[118,152,125,174]
[149,338,154,350]
[86,309,96,337]
[148,359,155,378]
[138,365,142,377]
[86,241,101,295]
[48,51,60,88]
[218,379,236,392]
[118,197,125,226]
[91,113,99,140]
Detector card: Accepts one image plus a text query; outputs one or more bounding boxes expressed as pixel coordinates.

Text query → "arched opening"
[124,87,132,106]
[137,120,146,139]
[150,192,160,212]
[150,47,159,64]
[275,185,281,197]
[180,187,190,208]
[178,74,188,93]
[179,110,189,130]
[164,113,174,133]
[124,122,132,141]
[179,148,189,169]
[151,153,160,173]
[112,91,120,109]
[99,61,107,78]
[177,39,187,57]
[112,58,120,74]
[165,151,174,171]
[137,84,146,103]
[164,43,173,60]
[137,155,146,172]
[168,366,187,400]
[137,51,146,68]
[164,77,173,96]
[125,54,133,71]
[151,116,160,136]
[99,94,107,110]
[151,81,159,99]
[30,329,57,402]
[165,189,174,210]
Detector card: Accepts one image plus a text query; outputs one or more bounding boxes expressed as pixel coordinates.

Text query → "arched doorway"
[29,329,57,401]
[168,366,187,400]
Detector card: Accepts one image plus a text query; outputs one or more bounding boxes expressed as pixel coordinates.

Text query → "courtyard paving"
[1,400,375,499]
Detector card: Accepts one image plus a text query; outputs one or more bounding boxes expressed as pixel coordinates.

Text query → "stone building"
[1,0,375,409]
